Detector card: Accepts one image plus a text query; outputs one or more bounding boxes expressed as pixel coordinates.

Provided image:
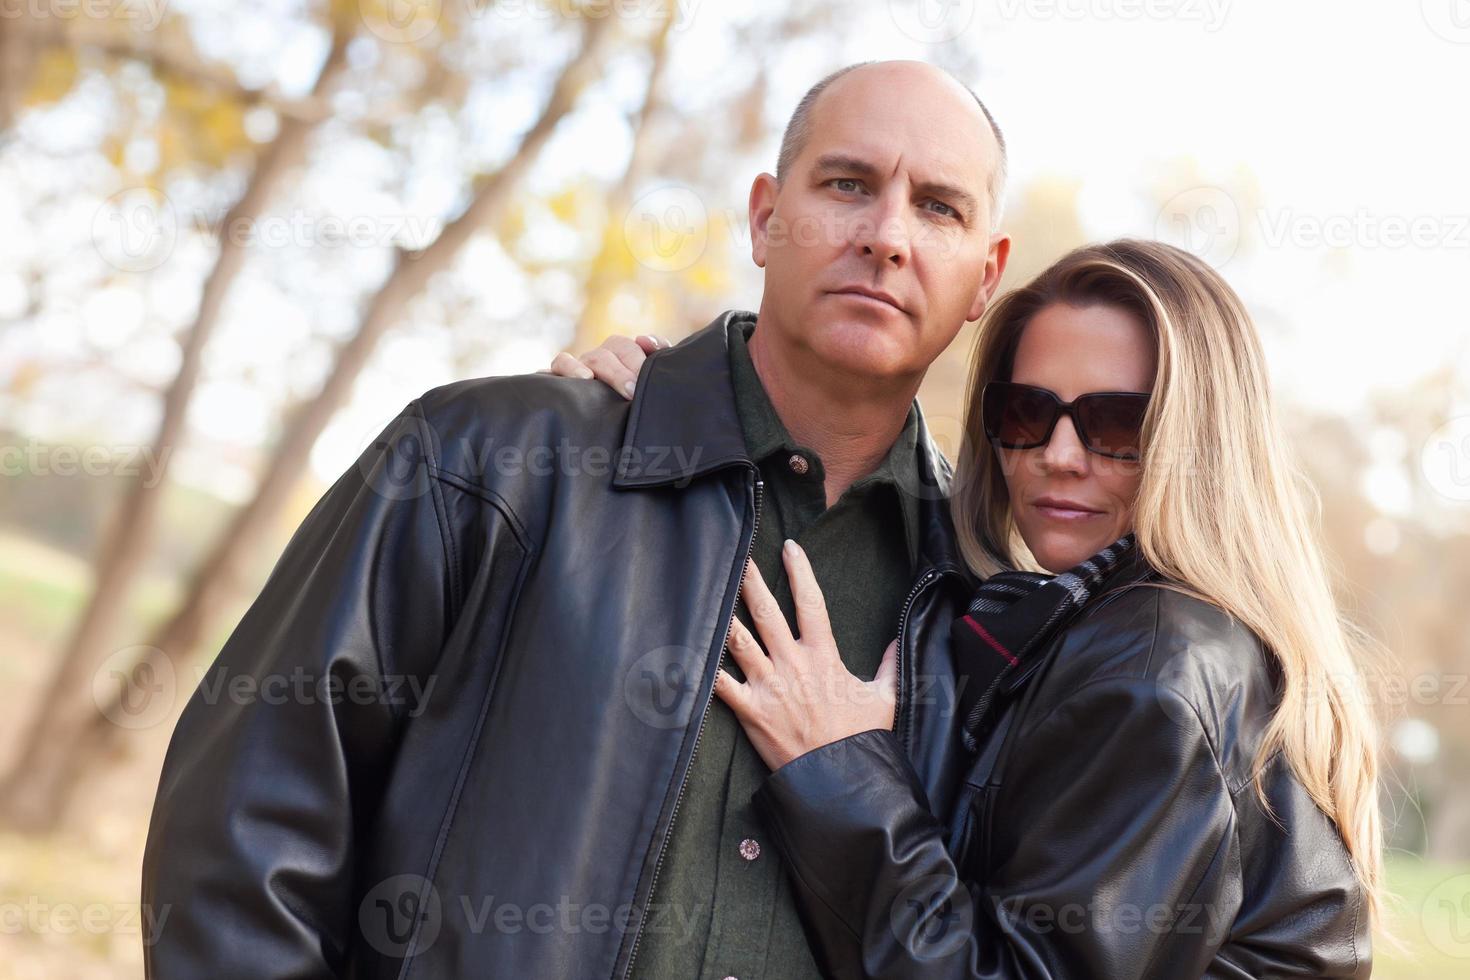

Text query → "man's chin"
[810,318,921,379]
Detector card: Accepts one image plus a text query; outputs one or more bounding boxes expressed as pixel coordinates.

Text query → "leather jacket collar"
[614,309,968,576]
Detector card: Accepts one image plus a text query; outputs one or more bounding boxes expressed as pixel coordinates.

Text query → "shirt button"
[787,453,810,475]
[738,837,761,861]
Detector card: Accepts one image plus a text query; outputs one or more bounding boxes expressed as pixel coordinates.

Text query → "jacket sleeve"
[141,399,467,977]
[750,678,1241,980]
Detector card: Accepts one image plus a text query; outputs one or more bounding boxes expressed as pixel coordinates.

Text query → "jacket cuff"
[751,728,937,927]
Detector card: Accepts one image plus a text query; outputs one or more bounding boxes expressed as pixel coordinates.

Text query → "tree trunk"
[30,13,617,829]
[0,28,353,831]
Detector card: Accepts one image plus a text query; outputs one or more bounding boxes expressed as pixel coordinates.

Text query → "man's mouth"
[829,286,905,313]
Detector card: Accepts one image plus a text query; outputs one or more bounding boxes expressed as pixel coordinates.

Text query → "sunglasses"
[982,381,1150,460]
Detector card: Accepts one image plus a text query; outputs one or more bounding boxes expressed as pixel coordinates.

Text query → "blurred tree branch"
[0,20,357,831]
[26,10,623,828]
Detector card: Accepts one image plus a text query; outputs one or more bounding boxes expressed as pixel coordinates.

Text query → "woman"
[548,239,1383,977]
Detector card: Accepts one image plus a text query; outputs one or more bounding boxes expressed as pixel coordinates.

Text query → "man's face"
[751,63,1009,382]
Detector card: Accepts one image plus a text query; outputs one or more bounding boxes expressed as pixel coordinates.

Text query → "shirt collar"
[725,315,925,571]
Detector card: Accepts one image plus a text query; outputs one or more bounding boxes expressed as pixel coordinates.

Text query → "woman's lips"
[1034,502,1104,522]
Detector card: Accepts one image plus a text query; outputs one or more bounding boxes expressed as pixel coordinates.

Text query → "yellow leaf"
[22,50,79,107]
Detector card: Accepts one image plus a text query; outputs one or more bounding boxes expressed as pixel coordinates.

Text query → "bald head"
[775,61,1008,227]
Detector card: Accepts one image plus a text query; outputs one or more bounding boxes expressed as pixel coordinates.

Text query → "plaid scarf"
[951,534,1141,752]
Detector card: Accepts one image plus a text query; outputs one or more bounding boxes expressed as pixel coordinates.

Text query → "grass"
[1377,854,1470,978]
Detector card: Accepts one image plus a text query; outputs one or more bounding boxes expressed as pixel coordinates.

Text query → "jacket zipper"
[892,564,961,754]
[623,470,763,978]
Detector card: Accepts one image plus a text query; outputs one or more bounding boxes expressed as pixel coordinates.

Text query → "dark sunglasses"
[982,381,1150,461]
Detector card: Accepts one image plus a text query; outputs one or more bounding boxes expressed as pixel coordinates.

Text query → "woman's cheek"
[1105,467,1144,536]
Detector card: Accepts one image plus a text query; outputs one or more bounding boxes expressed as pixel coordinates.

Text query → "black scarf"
[950,533,1142,752]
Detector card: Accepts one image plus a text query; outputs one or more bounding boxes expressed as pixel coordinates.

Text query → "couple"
[142,61,1380,977]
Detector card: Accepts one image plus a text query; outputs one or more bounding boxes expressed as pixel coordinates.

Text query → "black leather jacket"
[751,562,1373,978]
[140,310,978,978]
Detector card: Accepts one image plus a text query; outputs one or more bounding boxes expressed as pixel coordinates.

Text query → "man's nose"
[854,189,912,267]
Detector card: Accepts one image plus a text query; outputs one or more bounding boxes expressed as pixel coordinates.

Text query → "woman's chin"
[1026,528,1111,573]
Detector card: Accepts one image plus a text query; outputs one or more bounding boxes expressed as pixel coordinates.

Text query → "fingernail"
[637,334,656,348]
[784,538,798,555]
[578,367,594,380]
[622,380,636,398]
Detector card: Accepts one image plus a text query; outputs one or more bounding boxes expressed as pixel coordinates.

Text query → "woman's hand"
[540,334,669,399]
[717,539,899,772]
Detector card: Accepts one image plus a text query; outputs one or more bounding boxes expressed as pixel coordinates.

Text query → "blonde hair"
[952,239,1387,927]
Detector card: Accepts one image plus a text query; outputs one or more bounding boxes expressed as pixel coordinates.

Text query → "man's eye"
[926,200,959,219]
[830,178,862,194]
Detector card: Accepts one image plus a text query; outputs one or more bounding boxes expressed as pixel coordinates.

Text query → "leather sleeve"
[141,399,466,978]
[751,678,1241,980]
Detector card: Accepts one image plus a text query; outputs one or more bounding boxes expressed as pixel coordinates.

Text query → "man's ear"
[967,232,1012,323]
[748,172,779,269]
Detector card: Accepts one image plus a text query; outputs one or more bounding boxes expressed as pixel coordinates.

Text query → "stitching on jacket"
[1228,747,1283,799]
[1348,860,1361,973]
[397,535,533,979]
[412,399,462,619]
[429,466,531,553]
[1160,687,1243,968]
[1223,752,1358,975]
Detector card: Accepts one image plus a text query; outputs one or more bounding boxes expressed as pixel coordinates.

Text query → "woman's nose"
[1037,414,1089,475]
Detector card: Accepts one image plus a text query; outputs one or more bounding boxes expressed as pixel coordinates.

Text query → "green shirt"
[629,315,923,979]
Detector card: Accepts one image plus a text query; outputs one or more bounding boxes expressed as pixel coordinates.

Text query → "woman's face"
[998,302,1156,573]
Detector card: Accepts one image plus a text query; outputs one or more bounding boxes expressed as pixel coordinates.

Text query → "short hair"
[774,61,1008,228]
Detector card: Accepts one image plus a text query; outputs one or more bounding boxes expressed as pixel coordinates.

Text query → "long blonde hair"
[952,239,1386,926]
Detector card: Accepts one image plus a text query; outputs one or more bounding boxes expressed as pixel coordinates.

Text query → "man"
[142,60,1010,978]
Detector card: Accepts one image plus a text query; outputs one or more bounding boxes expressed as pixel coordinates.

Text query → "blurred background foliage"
[1,0,1468,976]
